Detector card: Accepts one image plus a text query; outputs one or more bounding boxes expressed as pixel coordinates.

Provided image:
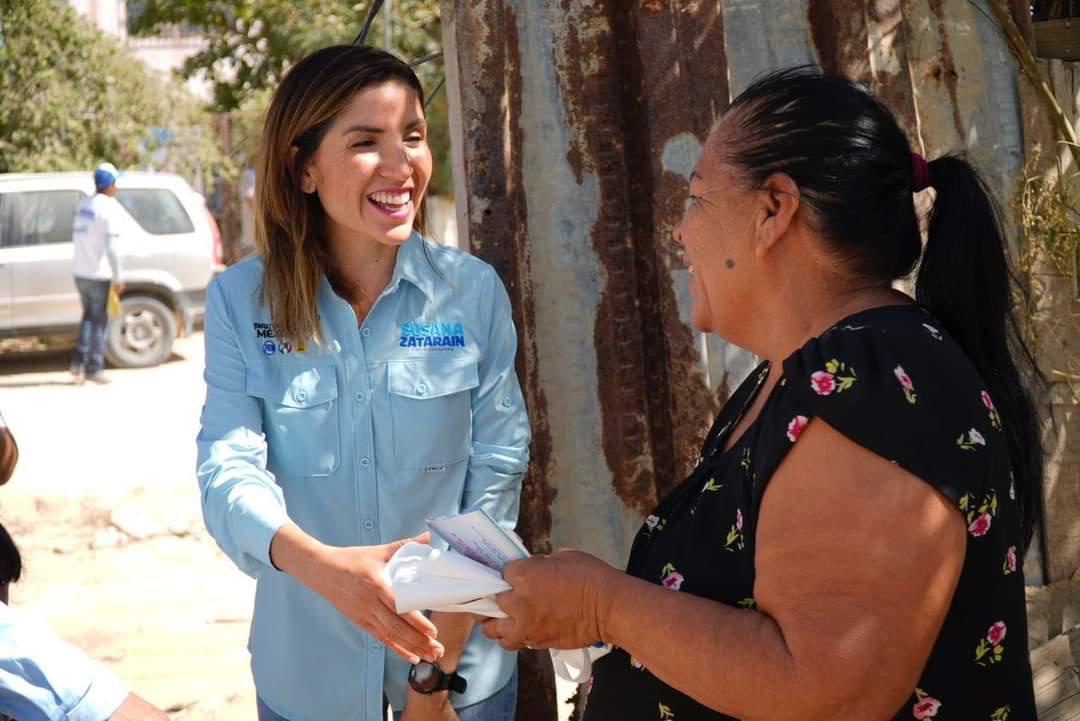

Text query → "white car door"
[1,187,86,331]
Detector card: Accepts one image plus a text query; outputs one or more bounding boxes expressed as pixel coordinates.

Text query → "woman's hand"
[481,550,622,651]
[270,524,444,664]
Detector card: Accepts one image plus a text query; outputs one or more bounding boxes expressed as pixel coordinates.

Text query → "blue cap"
[93,162,122,192]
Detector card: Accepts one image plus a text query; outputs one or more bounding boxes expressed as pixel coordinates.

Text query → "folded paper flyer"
[426,509,530,570]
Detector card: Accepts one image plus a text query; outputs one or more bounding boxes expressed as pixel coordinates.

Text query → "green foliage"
[0,0,231,190]
[130,0,451,195]
[130,1,442,112]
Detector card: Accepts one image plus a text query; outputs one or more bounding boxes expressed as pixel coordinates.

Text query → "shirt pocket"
[387,357,480,468]
[247,363,341,477]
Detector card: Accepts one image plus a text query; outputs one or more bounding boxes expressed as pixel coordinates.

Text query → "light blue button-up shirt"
[0,603,128,721]
[196,233,530,721]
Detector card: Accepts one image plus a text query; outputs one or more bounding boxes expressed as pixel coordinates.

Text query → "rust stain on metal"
[449,2,556,556]
[443,6,561,715]
[633,0,728,488]
[550,1,661,517]
[925,0,966,141]
[807,0,872,82]
[865,0,920,146]
[543,0,731,519]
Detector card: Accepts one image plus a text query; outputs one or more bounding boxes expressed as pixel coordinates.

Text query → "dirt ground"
[0,334,255,719]
[0,333,575,721]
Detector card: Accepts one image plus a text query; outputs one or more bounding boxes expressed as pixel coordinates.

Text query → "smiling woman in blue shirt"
[195,46,531,721]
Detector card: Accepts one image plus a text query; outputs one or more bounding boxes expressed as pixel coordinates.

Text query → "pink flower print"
[894,365,917,404]
[736,508,744,531]
[786,415,808,442]
[1004,546,1017,574]
[987,621,1007,646]
[661,572,684,591]
[659,563,683,590]
[811,371,836,396]
[982,391,1003,430]
[913,697,941,719]
[968,512,992,537]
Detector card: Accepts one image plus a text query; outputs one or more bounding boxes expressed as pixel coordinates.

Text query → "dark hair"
[722,66,1044,551]
[257,45,428,344]
[0,523,21,586]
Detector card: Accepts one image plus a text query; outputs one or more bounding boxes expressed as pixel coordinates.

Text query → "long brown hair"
[255,45,427,344]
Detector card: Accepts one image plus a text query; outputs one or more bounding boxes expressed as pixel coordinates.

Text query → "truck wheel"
[105,295,177,368]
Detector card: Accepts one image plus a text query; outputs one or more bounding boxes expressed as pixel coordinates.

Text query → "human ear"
[290,146,317,194]
[754,172,800,257]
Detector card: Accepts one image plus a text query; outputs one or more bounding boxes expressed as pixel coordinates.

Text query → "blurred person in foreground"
[196,45,529,721]
[483,67,1042,720]
[70,162,126,385]
[0,411,167,721]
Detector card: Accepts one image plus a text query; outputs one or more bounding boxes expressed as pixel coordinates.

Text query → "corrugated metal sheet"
[443,2,1032,717]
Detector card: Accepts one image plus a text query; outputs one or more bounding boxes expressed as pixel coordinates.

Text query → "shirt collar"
[386,231,437,300]
[317,232,436,321]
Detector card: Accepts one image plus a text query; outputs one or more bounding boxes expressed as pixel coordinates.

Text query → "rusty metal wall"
[443,1,1031,719]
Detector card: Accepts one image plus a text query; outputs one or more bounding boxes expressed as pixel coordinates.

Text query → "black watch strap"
[446,671,467,694]
[409,661,468,695]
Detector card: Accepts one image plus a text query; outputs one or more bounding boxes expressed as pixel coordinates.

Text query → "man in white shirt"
[70,163,126,385]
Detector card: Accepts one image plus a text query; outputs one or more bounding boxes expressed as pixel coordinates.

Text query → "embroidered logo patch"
[253,322,276,338]
[399,322,466,350]
[254,322,307,354]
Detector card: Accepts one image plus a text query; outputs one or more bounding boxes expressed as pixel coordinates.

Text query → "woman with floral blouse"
[482,68,1042,720]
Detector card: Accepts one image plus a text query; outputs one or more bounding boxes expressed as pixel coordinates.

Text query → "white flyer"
[426,509,530,571]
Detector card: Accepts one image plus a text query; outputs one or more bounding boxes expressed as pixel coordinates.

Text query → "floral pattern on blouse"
[810,358,857,395]
[982,391,1002,431]
[894,365,917,404]
[586,305,1034,721]
[975,621,1008,666]
[912,689,941,719]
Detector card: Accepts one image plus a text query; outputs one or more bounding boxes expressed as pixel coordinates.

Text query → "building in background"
[64,0,210,100]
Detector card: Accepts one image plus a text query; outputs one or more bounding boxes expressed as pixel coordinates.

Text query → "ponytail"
[916,155,1045,552]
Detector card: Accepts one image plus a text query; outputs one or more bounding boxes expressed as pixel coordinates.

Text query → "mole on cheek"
[725,259,735,270]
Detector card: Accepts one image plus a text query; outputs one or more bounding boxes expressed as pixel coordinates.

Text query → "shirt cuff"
[231,486,290,572]
[65,663,127,721]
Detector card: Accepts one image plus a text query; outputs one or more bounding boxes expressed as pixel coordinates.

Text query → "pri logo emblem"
[262,340,276,355]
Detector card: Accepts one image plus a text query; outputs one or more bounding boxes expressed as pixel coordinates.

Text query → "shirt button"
[415,383,428,396]
[360,457,370,467]
[363,519,375,530]
[354,391,366,403]
[361,327,372,338]
[294,389,308,403]
[501,397,513,408]
[370,641,382,652]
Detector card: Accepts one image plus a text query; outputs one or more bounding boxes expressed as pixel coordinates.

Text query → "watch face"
[410,662,442,693]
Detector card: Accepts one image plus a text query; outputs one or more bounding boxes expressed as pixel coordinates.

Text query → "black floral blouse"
[584,305,1035,721]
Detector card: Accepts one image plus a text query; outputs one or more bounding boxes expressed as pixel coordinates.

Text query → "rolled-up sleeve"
[196,278,287,577]
[0,604,127,721]
[461,270,531,530]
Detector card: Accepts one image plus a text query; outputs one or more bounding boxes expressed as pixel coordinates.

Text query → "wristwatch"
[408,660,468,695]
